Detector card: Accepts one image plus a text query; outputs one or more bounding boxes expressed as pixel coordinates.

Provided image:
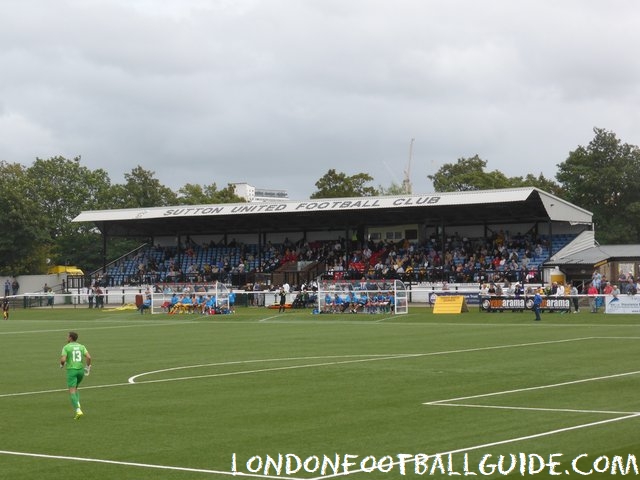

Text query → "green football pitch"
[1,306,639,479]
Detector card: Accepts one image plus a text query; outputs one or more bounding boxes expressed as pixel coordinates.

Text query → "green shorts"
[66,368,85,388]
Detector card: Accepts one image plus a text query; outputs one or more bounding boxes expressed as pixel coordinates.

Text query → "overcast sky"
[2,0,639,200]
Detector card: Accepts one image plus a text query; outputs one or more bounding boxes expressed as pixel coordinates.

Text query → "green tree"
[311,169,378,199]
[26,156,112,238]
[112,165,178,208]
[378,181,406,196]
[556,127,640,243]
[429,155,513,191]
[176,183,244,204]
[0,162,50,274]
[428,155,561,194]
[24,156,114,270]
[511,173,564,196]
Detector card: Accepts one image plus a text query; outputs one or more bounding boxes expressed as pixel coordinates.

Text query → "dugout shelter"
[73,187,594,281]
[547,241,640,287]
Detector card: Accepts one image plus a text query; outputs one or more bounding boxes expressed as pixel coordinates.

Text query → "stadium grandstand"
[72,187,596,292]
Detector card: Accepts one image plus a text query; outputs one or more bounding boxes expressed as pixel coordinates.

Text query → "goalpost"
[316,279,408,315]
[150,283,232,315]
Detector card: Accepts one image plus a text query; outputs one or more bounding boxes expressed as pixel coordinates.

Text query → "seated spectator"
[138,297,151,314]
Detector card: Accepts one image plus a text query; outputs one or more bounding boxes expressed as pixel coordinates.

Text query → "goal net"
[150,283,232,315]
[316,279,408,315]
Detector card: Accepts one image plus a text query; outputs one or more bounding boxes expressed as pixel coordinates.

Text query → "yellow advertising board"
[433,295,469,314]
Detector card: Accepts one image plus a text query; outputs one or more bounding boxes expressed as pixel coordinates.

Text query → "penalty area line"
[0,449,304,480]
[425,369,640,405]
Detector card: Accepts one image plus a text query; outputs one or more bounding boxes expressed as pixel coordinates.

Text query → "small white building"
[232,182,288,202]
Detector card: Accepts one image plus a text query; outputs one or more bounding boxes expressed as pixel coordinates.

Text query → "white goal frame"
[150,283,232,315]
[316,279,408,315]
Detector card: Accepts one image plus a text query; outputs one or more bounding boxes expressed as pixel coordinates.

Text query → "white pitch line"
[128,353,424,385]
[0,381,132,399]
[0,450,303,480]
[425,369,640,405]
[311,413,640,480]
[373,314,406,323]
[128,354,405,382]
[431,402,640,415]
[1,336,635,477]
[128,337,593,384]
[0,320,199,336]
[0,337,594,399]
[4,415,640,479]
[259,314,285,322]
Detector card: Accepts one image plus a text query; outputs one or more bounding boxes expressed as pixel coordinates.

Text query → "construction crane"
[402,138,414,194]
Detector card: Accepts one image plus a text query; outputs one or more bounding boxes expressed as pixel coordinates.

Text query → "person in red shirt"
[587,283,599,313]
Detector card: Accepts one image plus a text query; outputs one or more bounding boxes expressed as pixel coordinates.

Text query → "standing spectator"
[87,285,94,309]
[587,283,599,313]
[11,278,19,296]
[591,270,602,293]
[95,285,104,308]
[252,282,261,306]
[278,287,287,313]
[514,282,524,298]
[533,288,543,321]
[570,284,580,313]
[4,279,10,297]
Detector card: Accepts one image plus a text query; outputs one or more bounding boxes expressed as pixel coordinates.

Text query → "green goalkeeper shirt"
[61,342,88,369]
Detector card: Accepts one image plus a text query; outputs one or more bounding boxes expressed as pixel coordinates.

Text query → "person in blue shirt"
[194,294,206,314]
[138,288,152,314]
[355,292,369,313]
[205,295,217,314]
[138,297,151,314]
[168,293,180,314]
[333,294,344,313]
[180,294,193,313]
[341,293,353,313]
[533,288,543,321]
[323,293,333,313]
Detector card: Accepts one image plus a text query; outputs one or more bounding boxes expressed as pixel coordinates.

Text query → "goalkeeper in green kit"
[60,331,92,420]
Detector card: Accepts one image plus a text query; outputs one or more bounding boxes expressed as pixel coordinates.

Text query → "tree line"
[1,127,638,275]
[313,127,640,247]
